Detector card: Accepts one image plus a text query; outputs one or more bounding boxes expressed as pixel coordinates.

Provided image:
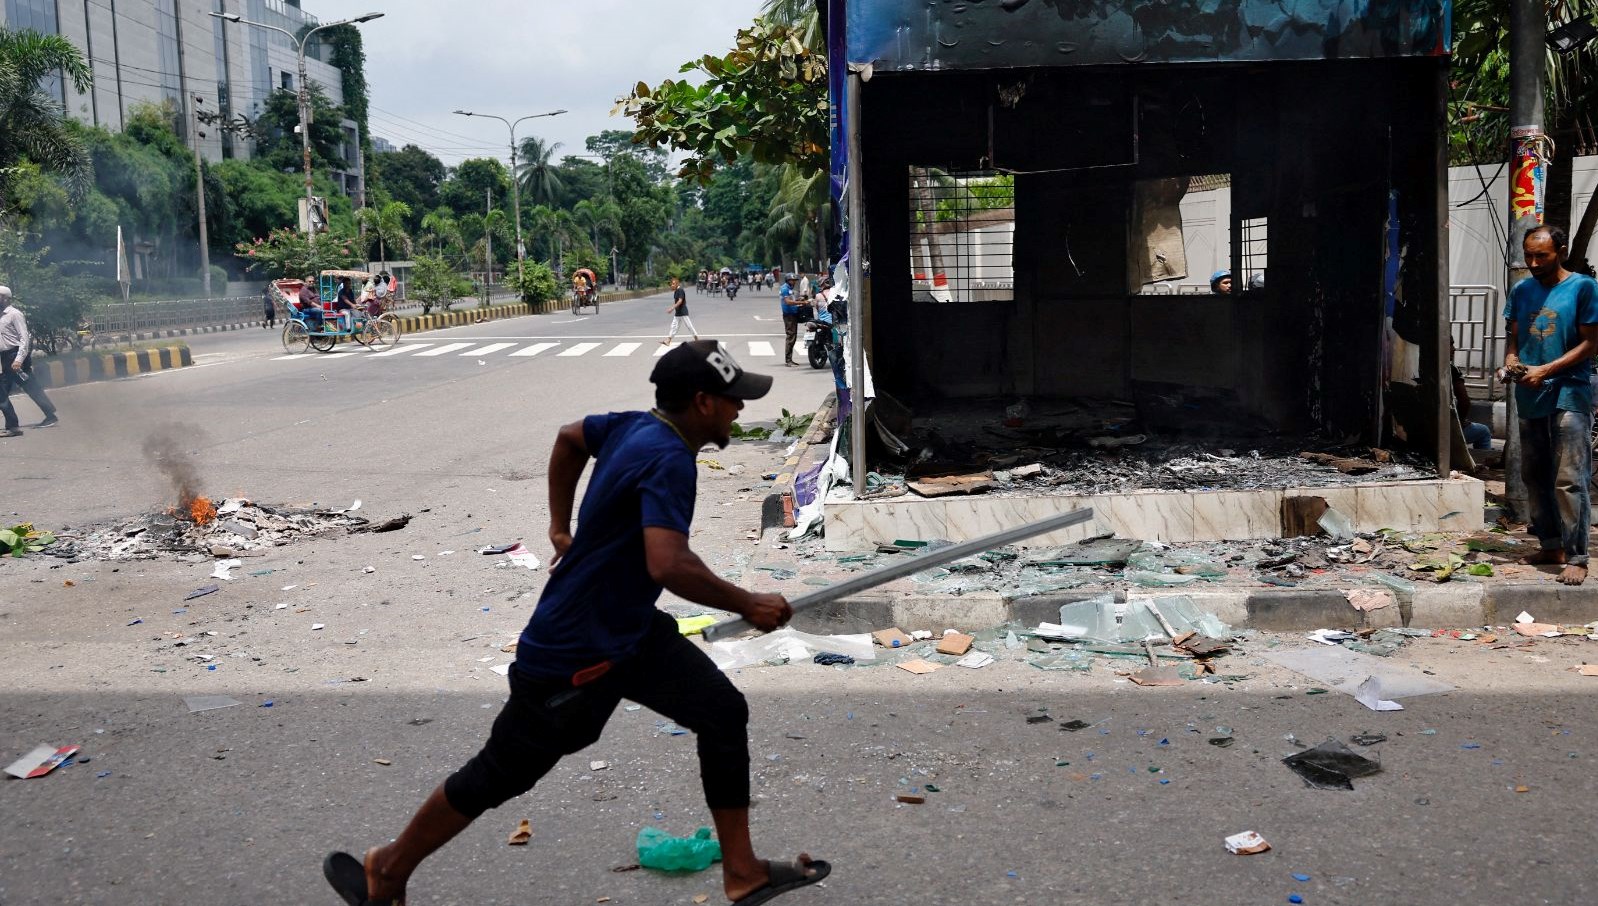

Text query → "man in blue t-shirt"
[1503,224,1598,585]
[325,340,829,906]
[779,275,799,366]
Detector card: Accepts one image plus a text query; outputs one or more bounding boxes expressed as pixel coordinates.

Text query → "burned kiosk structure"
[827,0,1479,551]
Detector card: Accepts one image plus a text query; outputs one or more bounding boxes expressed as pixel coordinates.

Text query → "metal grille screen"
[908,168,1015,303]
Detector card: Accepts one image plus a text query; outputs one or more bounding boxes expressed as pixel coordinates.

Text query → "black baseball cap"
[651,340,773,400]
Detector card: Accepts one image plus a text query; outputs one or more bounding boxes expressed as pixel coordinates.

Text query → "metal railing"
[1449,283,1504,399]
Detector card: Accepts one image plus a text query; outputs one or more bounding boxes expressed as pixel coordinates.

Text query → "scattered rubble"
[54,498,377,562]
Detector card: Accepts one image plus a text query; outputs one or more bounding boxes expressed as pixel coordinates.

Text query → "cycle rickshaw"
[570,267,599,314]
[272,269,402,354]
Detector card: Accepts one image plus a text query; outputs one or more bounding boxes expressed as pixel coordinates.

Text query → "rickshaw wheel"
[368,315,400,348]
[282,321,310,354]
[310,332,337,352]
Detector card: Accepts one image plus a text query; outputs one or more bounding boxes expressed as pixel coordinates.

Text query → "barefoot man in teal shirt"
[1504,224,1598,585]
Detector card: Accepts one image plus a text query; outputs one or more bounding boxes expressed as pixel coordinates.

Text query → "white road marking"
[509,342,559,357]
[655,342,680,356]
[271,354,315,361]
[367,342,433,357]
[460,342,516,356]
[413,342,476,357]
[748,341,776,357]
[604,343,641,357]
[558,342,601,357]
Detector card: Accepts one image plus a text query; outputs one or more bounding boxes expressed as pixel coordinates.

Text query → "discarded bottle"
[636,826,722,872]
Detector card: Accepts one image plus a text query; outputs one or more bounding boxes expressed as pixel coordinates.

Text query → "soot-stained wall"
[861,57,1446,446]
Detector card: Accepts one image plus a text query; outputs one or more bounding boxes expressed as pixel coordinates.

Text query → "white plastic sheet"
[707,627,876,671]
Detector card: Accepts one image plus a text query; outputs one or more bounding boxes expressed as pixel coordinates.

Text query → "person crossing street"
[323,340,828,906]
[661,276,700,346]
[0,286,59,434]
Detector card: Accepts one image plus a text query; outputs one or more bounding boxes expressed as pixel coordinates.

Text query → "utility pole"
[191,94,212,299]
[1501,0,1547,520]
[485,187,493,304]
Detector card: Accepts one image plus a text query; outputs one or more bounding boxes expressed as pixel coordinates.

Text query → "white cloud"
[310,0,765,166]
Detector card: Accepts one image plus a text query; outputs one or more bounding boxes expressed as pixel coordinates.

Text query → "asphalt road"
[0,285,833,527]
[5,288,1598,905]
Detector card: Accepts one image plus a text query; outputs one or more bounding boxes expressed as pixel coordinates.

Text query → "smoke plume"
[142,425,205,508]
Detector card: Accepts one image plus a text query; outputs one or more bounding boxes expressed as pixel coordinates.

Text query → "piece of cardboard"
[1224,830,1271,855]
[895,658,942,675]
[872,628,913,649]
[936,632,974,656]
[1575,664,1598,677]
[4,744,79,779]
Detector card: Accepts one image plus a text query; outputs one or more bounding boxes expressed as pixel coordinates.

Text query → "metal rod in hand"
[701,507,1096,642]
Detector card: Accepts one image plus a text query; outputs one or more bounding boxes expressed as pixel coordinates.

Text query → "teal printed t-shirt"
[1503,272,1598,418]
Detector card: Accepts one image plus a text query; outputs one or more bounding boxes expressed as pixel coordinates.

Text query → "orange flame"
[188,496,217,525]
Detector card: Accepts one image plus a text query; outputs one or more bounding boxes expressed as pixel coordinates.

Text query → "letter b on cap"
[706,342,740,383]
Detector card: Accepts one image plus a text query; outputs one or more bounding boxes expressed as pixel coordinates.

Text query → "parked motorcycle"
[805,291,846,369]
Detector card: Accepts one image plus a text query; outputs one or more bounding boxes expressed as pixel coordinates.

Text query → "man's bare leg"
[1560,563,1588,585]
[711,807,819,902]
[364,785,474,902]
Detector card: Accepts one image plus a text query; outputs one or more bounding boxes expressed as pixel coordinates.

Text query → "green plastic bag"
[636,826,722,872]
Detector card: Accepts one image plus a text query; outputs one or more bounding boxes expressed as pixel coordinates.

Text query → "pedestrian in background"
[0,286,58,432]
[661,277,699,346]
[262,285,277,328]
[780,274,800,366]
[1504,224,1598,585]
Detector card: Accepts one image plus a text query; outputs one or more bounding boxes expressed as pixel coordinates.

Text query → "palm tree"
[516,136,564,208]
[760,0,821,48]
[355,200,413,272]
[765,163,832,272]
[419,207,460,256]
[0,29,93,201]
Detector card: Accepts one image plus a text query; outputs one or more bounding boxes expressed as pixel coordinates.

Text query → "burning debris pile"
[56,498,372,562]
[43,427,379,561]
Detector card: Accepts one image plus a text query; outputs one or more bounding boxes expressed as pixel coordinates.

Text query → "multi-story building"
[3,0,365,199]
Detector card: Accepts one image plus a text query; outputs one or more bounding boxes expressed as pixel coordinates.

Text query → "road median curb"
[35,344,192,389]
[781,578,1598,635]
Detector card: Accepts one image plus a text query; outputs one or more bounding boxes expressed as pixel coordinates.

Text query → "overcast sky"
[309,0,766,167]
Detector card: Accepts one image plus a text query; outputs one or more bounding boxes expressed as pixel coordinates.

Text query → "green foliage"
[0,522,55,557]
[516,136,564,207]
[618,18,828,183]
[254,82,348,175]
[0,227,97,355]
[1449,0,1598,165]
[356,200,413,268]
[322,25,370,157]
[410,252,461,314]
[234,227,363,279]
[611,155,671,282]
[729,422,773,441]
[505,259,559,305]
[775,407,814,437]
[370,145,445,229]
[440,158,511,220]
[0,28,93,200]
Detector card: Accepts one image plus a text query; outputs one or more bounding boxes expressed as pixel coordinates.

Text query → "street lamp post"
[211,10,384,250]
[452,108,566,278]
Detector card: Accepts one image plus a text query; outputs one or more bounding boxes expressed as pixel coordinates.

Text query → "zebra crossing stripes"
[272,339,795,364]
[413,342,476,357]
[461,342,516,356]
[509,342,559,357]
[368,342,432,357]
